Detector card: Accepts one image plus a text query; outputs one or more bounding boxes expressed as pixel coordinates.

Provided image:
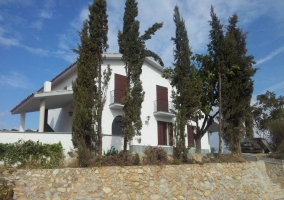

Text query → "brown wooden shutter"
[157,121,165,145]
[114,74,127,103]
[187,125,195,147]
[169,123,173,146]
[156,85,168,112]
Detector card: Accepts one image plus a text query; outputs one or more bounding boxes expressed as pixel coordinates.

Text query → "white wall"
[45,56,211,152]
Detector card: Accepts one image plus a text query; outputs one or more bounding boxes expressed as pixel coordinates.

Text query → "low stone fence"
[11,162,274,200]
[265,161,284,188]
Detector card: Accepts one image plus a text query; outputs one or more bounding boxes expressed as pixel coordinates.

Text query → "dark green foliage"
[72,20,96,155]
[163,6,202,158]
[103,146,119,157]
[143,146,168,165]
[133,153,140,165]
[0,140,64,168]
[88,0,111,158]
[118,0,163,158]
[72,0,111,163]
[221,13,256,154]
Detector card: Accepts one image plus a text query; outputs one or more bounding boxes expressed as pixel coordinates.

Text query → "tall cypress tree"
[222,14,256,155]
[88,0,111,158]
[118,0,163,158]
[72,20,96,166]
[164,6,202,159]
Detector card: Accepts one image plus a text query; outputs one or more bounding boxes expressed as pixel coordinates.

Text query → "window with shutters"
[112,73,127,104]
[157,121,173,146]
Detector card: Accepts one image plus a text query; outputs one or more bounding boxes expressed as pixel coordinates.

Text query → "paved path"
[242,153,283,163]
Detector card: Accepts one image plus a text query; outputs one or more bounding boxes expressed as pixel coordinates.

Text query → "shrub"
[0,140,64,169]
[171,159,182,165]
[77,142,93,167]
[103,146,119,157]
[143,146,168,165]
[133,153,140,165]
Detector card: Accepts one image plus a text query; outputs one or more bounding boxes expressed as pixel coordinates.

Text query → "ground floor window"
[112,115,123,136]
[157,121,173,146]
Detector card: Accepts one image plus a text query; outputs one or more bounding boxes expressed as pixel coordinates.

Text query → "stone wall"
[12,162,274,200]
[265,161,284,188]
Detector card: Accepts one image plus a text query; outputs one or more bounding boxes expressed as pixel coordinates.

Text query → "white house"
[9,53,218,155]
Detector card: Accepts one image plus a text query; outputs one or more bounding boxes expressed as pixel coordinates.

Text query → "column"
[19,112,26,132]
[38,99,45,132]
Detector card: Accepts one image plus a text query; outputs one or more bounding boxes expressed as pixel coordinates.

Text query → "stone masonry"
[12,162,274,200]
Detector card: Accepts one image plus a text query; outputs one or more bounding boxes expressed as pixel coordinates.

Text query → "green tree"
[221,13,256,155]
[252,91,284,149]
[72,20,95,167]
[118,0,163,159]
[164,6,202,159]
[88,0,111,158]
[191,6,223,154]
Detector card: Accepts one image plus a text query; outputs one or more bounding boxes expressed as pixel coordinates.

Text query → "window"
[112,116,123,136]
[157,121,173,146]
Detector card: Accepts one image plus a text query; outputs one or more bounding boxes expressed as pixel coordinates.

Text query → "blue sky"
[0,0,283,132]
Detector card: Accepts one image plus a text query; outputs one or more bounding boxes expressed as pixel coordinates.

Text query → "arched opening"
[112,115,123,136]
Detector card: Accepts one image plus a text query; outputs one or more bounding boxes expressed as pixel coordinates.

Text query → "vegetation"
[72,0,111,166]
[88,0,111,158]
[0,140,64,168]
[72,19,96,167]
[143,146,168,165]
[103,146,119,157]
[163,6,202,160]
[118,0,163,159]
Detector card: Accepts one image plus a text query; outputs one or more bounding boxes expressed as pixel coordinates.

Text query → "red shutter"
[157,121,165,145]
[169,123,173,146]
[156,85,168,112]
[115,74,127,103]
[187,125,195,147]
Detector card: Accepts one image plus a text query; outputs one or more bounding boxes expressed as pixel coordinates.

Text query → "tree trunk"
[123,136,128,160]
[195,136,202,154]
[218,72,223,155]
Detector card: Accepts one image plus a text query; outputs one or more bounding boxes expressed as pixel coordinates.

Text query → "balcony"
[109,90,124,109]
[153,100,176,118]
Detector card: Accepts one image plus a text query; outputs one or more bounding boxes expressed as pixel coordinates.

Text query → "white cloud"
[0,111,8,118]
[30,20,43,30]
[265,81,284,93]
[0,72,33,89]
[23,45,49,56]
[40,10,53,19]
[256,46,284,66]
[0,27,20,46]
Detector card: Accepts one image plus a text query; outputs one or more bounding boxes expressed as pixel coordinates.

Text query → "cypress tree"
[118,0,163,159]
[72,20,96,166]
[88,0,111,158]
[222,14,256,155]
[164,6,202,159]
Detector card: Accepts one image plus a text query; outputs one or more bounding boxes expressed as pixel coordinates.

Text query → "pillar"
[19,112,26,132]
[38,99,45,132]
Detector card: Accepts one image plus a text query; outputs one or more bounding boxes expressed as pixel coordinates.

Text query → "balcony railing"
[109,90,125,109]
[153,100,175,117]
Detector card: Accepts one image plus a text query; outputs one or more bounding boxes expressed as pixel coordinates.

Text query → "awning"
[11,90,73,114]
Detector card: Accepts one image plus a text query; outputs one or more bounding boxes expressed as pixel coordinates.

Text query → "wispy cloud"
[40,10,53,19]
[0,72,33,89]
[0,27,20,46]
[256,46,284,66]
[30,20,43,30]
[265,80,284,93]
[0,14,3,21]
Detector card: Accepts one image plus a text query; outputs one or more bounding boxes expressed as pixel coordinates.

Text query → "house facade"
[10,53,218,155]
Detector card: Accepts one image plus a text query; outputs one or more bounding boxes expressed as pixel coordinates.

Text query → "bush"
[0,140,64,169]
[268,120,284,150]
[103,146,119,157]
[133,153,140,165]
[77,142,93,167]
[143,146,168,165]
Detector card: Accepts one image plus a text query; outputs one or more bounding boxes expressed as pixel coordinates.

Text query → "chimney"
[44,81,51,92]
